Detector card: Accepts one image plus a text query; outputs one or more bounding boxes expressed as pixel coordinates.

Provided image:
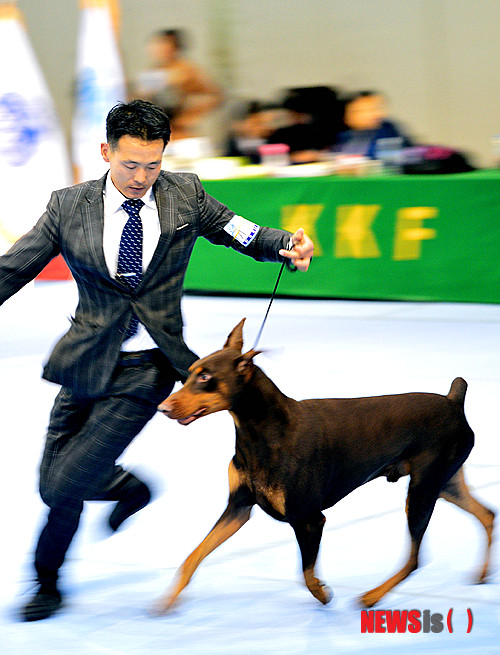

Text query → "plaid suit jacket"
[0,170,291,396]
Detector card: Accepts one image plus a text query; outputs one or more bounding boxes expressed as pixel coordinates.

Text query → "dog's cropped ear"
[223,318,246,352]
[236,349,261,378]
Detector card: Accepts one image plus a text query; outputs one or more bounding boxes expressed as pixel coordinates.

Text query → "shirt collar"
[104,175,157,214]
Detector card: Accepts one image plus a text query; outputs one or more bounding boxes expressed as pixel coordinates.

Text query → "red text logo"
[361,609,473,634]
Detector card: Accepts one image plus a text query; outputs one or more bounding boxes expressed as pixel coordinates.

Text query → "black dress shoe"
[107,472,152,532]
[21,583,63,622]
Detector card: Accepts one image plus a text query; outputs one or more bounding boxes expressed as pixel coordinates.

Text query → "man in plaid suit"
[0,100,313,620]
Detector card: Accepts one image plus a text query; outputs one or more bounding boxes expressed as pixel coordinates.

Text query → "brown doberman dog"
[156,319,495,612]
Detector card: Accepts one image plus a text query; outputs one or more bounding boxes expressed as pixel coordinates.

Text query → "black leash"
[252,238,295,349]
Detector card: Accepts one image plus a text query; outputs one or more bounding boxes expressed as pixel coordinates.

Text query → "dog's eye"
[198,371,212,383]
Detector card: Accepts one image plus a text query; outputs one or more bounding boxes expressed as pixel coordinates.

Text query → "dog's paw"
[474,569,490,585]
[319,584,333,605]
[359,589,382,608]
[304,570,333,605]
[150,595,177,617]
[309,581,333,605]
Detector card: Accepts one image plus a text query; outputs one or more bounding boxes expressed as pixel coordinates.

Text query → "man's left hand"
[279,228,314,272]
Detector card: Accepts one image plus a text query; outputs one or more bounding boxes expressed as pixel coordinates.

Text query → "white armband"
[223,215,260,247]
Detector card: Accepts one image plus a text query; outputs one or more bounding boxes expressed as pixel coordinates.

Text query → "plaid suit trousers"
[34,352,177,576]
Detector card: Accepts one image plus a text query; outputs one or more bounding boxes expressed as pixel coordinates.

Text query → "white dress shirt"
[103,176,161,351]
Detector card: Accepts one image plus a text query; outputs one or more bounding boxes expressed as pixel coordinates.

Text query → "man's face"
[345,95,387,131]
[101,135,165,199]
[149,34,177,64]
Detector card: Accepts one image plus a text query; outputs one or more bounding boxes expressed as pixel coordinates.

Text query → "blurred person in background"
[224,100,290,163]
[135,28,224,140]
[335,90,413,158]
[266,86,344,163]
[0,99,313,622]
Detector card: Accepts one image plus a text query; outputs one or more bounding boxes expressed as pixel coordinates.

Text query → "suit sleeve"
[0,192,61,305]
[194,176,291,262]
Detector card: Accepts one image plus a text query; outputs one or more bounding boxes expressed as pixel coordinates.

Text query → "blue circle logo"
[0,92,41,166]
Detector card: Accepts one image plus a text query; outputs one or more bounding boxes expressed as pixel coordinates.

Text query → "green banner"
[184,171,500,303]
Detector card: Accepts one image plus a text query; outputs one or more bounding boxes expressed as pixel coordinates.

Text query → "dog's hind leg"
[291,512,333,605]
[360,465,447,608]
[439,466,495,583]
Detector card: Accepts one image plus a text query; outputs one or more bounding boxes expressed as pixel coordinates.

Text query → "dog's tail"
[447,377,468,404]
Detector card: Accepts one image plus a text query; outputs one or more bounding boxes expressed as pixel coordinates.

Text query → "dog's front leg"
[154,460,255,614]
[291,512,332,605]
[154,498,252,614]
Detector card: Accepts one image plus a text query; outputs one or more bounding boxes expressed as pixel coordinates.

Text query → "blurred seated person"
[135,29,224,140]
[335,90,412,158]
[224,101,290,163]
[266,86,344,163]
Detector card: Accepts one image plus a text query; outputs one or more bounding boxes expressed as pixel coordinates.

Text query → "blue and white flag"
[72,0,126,182]
[0,3,71,254]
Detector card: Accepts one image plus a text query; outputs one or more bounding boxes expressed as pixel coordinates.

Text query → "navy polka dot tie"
[117,198,144,339]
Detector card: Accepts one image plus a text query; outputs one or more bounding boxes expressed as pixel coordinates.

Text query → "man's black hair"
[343,90,383,105]
[155,28,186,51]
[106,99,171,149]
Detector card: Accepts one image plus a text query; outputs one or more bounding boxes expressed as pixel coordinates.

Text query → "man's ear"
[223,318,246,352]
[101,143,110,163]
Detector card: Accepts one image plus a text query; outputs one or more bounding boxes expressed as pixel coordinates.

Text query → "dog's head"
[158,319,260,425]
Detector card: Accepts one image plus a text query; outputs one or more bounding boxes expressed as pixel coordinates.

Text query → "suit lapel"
[142,173,178,283]
[81,174,114,282]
